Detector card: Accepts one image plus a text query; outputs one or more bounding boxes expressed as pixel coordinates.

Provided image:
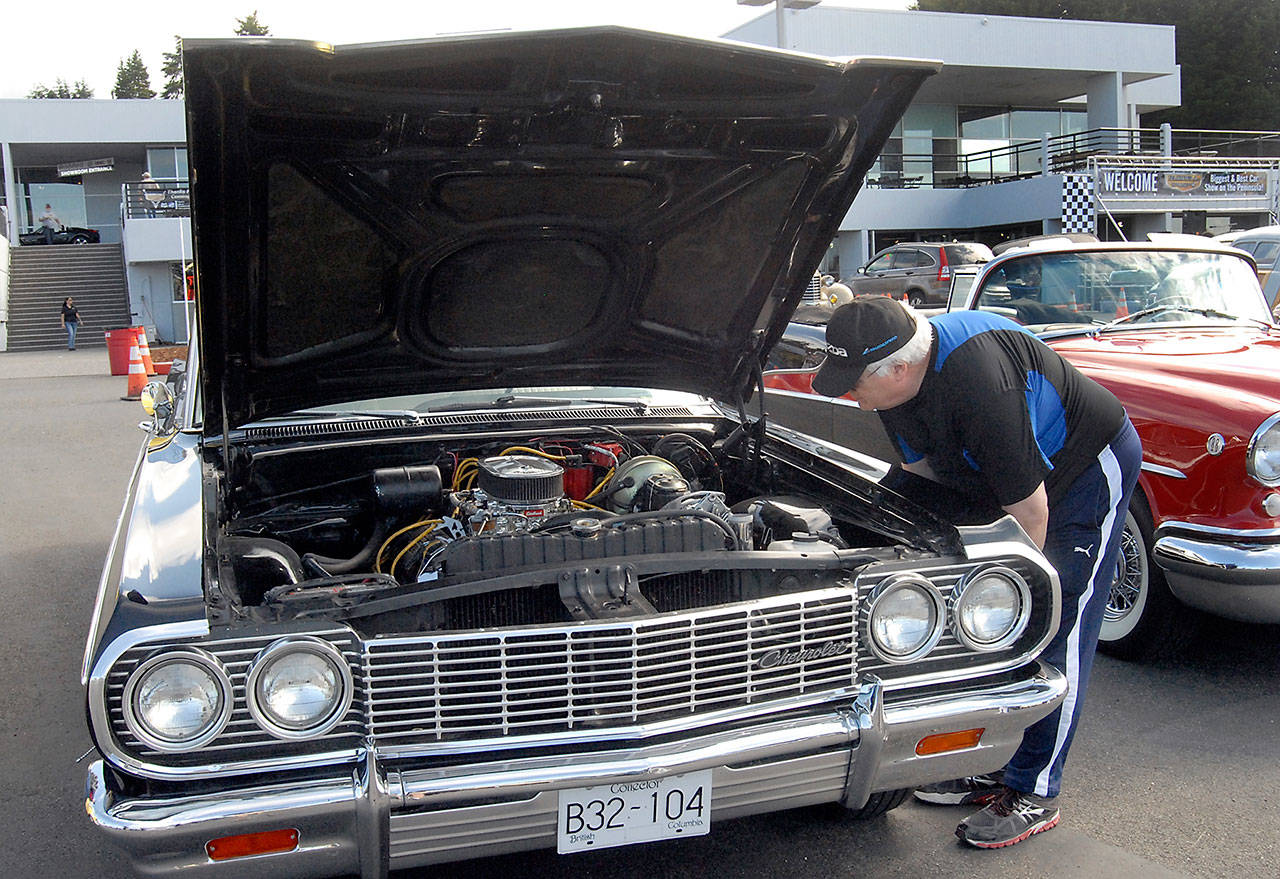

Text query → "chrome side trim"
[81,436,150,685]
[1141,461,1187,479]
[762,422,891,480]
[1156,520,1280,539]
[830,396,871,410]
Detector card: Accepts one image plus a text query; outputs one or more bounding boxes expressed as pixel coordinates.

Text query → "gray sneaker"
[955,786,1060,849]
[913,773,1005,806]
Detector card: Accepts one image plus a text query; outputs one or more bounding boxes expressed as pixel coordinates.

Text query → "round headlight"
[246,637,353,739]
[951,566,1031,651]
[1247,413,1280,486]
[867,574,945,663]
[122,648,231,752]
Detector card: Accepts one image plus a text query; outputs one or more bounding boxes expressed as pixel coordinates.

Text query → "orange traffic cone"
[121,340,147,401]
[135,327,157,375]
[1115,300,1129,318]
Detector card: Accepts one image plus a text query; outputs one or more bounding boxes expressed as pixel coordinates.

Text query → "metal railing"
[865,127,1280,190]
[122,180,190,219]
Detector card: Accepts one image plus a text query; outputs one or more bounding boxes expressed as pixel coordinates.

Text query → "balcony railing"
[123,180,190,219]
[865,127,1280,190]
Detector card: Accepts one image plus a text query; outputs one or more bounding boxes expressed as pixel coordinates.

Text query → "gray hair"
[862,301,932,379]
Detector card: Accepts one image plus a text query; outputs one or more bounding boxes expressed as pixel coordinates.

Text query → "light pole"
[736,0,821,50]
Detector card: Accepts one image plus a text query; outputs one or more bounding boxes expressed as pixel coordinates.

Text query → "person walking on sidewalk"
[811,297,1141,849]
[60,297,81,350]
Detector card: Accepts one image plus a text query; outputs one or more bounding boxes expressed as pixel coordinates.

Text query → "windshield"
[970,250,1271,332]
[944,244,993,265]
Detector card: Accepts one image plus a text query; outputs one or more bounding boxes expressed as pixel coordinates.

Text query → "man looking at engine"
[812,297,1140,849]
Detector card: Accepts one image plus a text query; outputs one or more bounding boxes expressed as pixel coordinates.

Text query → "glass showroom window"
[147,147,189,181]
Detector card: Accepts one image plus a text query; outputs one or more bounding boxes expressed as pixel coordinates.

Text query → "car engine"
[215,428,862,635]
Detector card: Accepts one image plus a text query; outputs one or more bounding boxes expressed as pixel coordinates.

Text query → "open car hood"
[183,28,935,434]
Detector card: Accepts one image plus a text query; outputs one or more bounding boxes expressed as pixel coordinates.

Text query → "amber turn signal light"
[915,728,984,756]
[205,828,299,861]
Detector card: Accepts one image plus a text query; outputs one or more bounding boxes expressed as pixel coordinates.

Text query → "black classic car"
[19,224,100,245]
[83,30,1067,877]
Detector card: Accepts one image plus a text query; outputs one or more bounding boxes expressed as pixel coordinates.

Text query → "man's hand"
[1002,484,1049,549]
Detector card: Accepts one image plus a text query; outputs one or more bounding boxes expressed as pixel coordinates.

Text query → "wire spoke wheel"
[1105,518,1145,623]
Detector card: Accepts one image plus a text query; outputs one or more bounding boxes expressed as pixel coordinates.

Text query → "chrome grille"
[365,588,858,748]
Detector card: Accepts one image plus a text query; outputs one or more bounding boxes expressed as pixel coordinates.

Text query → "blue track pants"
[1001,417,1142,798]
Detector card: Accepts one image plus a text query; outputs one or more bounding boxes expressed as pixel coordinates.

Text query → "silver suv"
[849,241,993,306]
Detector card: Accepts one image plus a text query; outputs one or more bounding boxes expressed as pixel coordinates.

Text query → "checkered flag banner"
[1061,174,1095,234]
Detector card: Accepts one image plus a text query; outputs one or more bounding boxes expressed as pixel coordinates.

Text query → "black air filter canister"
[477,456,565,505]
[372,465,443,513]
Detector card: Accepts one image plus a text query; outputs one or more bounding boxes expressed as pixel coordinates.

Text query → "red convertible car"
[766,238,1280,659]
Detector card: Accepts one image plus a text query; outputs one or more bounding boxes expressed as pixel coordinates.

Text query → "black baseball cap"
[811,297,916,396]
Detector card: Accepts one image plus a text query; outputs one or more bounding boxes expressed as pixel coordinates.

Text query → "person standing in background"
[60,297,81,350]
[140,172,164,218]
[38,204,60,244]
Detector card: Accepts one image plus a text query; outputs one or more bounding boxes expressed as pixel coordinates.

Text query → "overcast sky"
[6,1,911,100]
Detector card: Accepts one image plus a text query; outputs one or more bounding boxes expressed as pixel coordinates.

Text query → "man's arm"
[1002,483,1049,549]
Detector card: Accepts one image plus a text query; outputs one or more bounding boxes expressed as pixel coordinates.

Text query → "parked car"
[81,30,1070,877]
[18,224,100,245]
[846,241,993,307]
[1227,225,1280,310]
[949,239,1280,658]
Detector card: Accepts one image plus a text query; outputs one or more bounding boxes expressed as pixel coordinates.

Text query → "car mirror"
[140,380,175,427]
[857,266,867,275]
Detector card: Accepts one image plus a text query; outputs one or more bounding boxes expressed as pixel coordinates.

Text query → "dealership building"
[1,5,1277,349]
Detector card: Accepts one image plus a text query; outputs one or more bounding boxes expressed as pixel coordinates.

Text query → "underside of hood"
[182,28,936,434]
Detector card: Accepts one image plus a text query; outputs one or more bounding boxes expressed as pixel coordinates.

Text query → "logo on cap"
[826,344,848,358]
[861,335,899,357]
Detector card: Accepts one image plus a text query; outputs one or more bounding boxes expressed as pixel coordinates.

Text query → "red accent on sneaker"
[959,812,1060,849]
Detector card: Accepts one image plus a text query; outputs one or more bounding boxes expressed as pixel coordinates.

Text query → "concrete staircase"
[5,244,132,350]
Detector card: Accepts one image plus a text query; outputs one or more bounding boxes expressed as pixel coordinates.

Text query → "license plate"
[556,770,713,853]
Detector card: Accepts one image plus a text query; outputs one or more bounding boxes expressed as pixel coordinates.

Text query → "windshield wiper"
[1094,305,1260,334]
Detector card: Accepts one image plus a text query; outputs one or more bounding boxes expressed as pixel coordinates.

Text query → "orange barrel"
[104,327,138,376]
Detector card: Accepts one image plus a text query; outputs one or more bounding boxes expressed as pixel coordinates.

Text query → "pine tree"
[112,50,156,99]
[161,36,183,99]
[28,78,94,99]
[234,11,271,36]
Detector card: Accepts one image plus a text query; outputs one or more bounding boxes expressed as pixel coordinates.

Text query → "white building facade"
[0,98,193,343]
[725,6,1277,276]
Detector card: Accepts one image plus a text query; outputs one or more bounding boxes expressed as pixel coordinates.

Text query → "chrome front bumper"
[1154,533,1280,622]
[87,663,1066,878]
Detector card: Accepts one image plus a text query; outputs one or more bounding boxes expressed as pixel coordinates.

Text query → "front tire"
[1097,500,1190,660]
[906,289,926,308]
[845,788,911,819]
[70,235,90,244]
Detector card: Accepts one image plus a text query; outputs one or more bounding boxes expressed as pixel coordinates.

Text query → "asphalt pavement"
[1,347,1277,878]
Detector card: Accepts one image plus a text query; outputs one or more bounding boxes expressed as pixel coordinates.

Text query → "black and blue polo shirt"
[878,311,1127,507]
